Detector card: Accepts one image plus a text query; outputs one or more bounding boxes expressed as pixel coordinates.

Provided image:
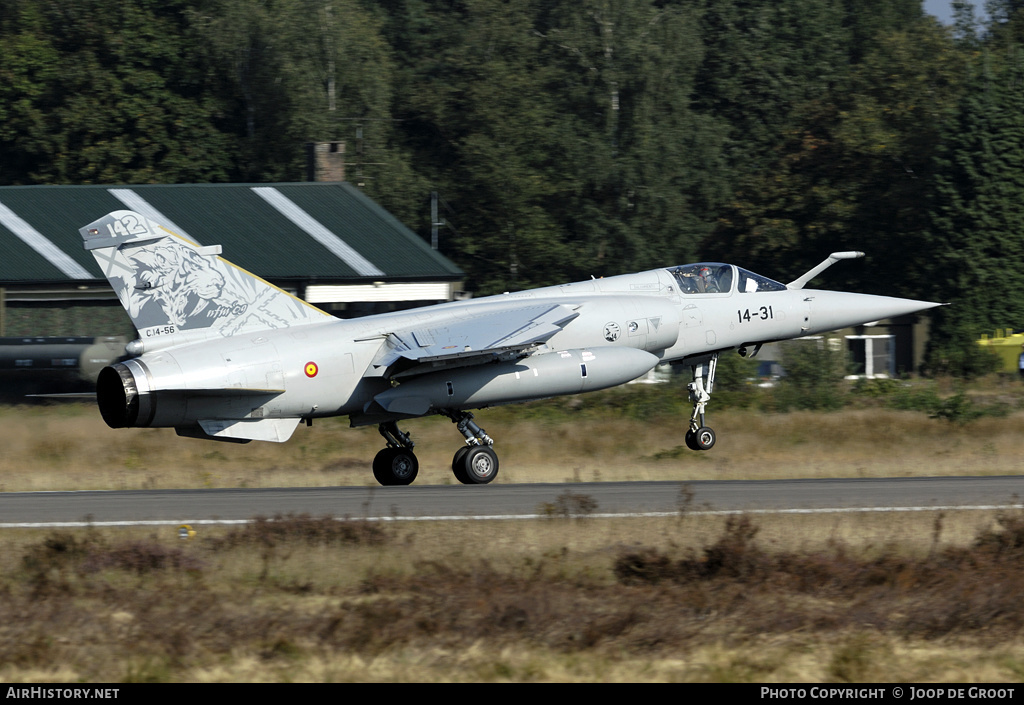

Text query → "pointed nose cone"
[803,290,944,335]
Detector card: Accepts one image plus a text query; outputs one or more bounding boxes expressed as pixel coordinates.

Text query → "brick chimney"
[306,142,345,182]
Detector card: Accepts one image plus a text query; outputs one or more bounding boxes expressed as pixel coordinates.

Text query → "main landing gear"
[685,353,718,452]
[445,410,498,485]
[373,421,419,485]
[372,411,499,486]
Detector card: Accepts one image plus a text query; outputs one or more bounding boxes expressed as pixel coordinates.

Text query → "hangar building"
[0,182,465,339]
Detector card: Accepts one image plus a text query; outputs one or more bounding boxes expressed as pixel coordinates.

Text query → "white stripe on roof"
[108,189,201,245]
[251,186,384,277]
[0,200,92,279]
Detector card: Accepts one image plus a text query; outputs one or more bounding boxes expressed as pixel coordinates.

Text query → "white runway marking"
[2,503,1021,529]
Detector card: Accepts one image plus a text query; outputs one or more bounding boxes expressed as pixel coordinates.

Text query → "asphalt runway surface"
[1,476,1023,527]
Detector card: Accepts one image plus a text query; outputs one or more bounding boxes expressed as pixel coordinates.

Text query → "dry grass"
[4,391,1024,682]
[3,511,1024,682]
[2,402,1024,490]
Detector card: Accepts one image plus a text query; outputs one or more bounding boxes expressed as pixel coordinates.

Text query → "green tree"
[0,0,421,211]
[704,7,964,298]
[383,0,725,293]
[774,338,848,410]
[381,0,570,292]
[1,0,235,184]
[692,0,852,177]
[0,2,62,183]
[537,0,727,276]
[925,46,1024,376]
[834,19,966,297]
[200,0,425,219]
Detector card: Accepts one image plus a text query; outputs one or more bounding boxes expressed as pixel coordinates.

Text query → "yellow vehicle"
[978,329,1024,373]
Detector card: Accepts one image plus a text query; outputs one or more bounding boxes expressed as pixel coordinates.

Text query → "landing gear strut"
[370,412,500,486]
[685,354,718,451]
[373,421,419,485]
[443,410,499,484]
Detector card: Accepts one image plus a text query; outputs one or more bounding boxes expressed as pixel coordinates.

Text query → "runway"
[1,475,1023,527]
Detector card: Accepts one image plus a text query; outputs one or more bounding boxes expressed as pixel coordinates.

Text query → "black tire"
[694,426,716,451]
[452,446,471,484]
[685,429,700,451]
[372,447,419,486]
[460,445,499,484]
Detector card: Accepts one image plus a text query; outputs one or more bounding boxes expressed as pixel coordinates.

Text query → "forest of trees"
[3,0,1024,373]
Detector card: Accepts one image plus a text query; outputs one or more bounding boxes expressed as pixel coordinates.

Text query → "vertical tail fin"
[81,211,331,342]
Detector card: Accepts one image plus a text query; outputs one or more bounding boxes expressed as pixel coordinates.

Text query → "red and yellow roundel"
[304,361,319,378]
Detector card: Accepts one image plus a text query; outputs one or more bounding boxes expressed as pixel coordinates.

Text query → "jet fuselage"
[98,263,933,440]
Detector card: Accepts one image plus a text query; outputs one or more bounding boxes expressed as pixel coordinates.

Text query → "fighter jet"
[83,210,941,485]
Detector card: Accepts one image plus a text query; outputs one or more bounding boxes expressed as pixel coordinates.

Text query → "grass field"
[2,390,1024,491]
[3,511,1024,682]
[2,379,1024,682]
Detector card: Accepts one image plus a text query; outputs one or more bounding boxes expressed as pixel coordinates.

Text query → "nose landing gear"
[685,353,718,451]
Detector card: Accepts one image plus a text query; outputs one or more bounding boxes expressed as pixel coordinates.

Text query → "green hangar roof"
[0,183,463,284]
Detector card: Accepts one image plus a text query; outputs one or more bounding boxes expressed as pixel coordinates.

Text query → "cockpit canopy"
[667,263,787,295]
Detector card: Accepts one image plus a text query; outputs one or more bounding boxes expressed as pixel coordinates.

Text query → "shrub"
[772,339,849,411]
[81,540,204,575]
[206,513,389,550]
[923,339,1002,380]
